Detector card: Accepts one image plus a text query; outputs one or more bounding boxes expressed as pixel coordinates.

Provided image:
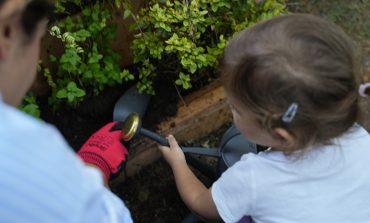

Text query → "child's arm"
[159,135,220,220]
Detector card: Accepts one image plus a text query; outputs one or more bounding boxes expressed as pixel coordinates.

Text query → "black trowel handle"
[137,127,222,157]
[140,128,169,147]
[140,128,220,157]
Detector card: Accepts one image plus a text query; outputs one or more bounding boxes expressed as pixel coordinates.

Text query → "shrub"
[21,0,286,116]
[41,1,134,108]
[130,0,286,94]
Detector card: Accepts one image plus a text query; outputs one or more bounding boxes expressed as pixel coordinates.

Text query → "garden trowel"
[113,85,151,122]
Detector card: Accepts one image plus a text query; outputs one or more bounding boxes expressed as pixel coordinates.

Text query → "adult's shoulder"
[0,100,78,175]
[0,100,68,148]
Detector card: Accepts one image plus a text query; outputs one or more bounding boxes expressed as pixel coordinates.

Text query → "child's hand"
[158,135,186,167]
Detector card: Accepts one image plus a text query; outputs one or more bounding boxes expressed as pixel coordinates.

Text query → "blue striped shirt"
[0,99,132,223]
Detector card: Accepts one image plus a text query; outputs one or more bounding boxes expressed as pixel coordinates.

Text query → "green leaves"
[19,94,41,118]
[87,54,103,64]
[123,9,132,19]
[132,0,286,94]
[43,1,135,108]
[40,0,285,109]
[56,82,86,104]
[120,69,135,81]
[60,49,82,73]
[175,72,192,89]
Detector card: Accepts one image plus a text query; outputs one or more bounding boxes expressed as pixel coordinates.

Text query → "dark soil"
[39,77,182,150]
[114,159,190,223]
[114,125,231,223]
[39,84,122,150]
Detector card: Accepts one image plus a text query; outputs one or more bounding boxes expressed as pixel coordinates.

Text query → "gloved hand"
[78,122,128,181]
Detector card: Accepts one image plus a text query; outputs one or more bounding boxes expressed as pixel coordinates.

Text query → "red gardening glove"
[78,122,128,181]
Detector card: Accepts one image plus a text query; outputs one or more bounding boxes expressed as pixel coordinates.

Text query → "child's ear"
[273,127,296,148]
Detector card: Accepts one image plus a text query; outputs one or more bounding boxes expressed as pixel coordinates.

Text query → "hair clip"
[359,83,370,97]
[282,103,298,123]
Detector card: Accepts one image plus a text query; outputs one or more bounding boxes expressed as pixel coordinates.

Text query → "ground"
[114,125,229,223]
[41,1,370,223]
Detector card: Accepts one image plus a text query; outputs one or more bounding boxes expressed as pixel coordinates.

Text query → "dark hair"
[363,69,370,95]
[0,0,53,38]
[21,0,54,37]
[221,14,361,152]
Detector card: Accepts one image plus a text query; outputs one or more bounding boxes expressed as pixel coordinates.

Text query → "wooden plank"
[110,1,148,67]
[111,82,231,185]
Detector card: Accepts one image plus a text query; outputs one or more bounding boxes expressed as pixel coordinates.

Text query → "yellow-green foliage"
[131,0,286,94]
[28,0,285,117]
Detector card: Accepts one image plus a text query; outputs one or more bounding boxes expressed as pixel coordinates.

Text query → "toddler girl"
[159,13,370,223]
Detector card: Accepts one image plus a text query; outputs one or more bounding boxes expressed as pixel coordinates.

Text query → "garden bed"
[114,123,231,223]
[39,78,230,223]
[112,82,231,183]
[36,1,370,222]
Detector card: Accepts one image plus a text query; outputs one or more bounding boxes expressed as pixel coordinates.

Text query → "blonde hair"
[221,14,362,152]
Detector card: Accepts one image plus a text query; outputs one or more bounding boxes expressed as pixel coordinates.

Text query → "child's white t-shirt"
[212,124,370,223]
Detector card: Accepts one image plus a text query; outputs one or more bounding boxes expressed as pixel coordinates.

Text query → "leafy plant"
[42,1,133,107]
[56,81,86,105]
[130,0,286,94]
[175,72,192,90]
[37,0,285,113]
[19,93,41,118]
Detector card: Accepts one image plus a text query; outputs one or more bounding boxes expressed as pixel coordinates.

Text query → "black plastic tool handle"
[140,128,220,157]
[140,128,169,146]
